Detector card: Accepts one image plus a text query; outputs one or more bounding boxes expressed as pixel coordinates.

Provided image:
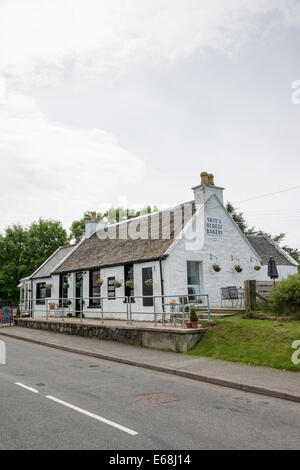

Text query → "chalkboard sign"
[0,306,14,327]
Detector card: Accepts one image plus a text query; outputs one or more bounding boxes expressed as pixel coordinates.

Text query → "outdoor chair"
[220,287,230,307]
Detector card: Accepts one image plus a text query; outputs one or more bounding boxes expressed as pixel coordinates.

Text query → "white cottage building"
[19,172,298,319]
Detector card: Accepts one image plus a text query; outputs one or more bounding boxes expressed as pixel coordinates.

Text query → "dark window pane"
[142,267,153,306]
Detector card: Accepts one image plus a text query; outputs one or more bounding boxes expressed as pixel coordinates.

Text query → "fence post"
[126,297,129,326]
[129,297,132,325]
[244,280,256,312]
[153,297,157,327]
[181,295,185,329]
[101,297,104,324]
[46,299,49,320]
[207,295,211,321]
[80,299,82,323]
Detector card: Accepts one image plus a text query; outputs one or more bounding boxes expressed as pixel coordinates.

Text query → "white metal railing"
[19,293,210,328]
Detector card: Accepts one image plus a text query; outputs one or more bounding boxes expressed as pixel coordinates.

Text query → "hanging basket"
[63,283,70,289]
[113,280,122,288]
[145,279,153,287]
[76,282,82,288]
[254,265,261,271]
[125,279,134,288]
[234,265,243,273]
[64,299,72,305]
[96,278,104,286]
[212,264,221,272]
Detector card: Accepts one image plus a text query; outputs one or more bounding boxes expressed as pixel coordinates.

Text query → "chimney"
[192,171,224,205]
[85,212,107,238]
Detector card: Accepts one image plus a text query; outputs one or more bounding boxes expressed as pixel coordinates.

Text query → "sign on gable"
[206,217,223,236]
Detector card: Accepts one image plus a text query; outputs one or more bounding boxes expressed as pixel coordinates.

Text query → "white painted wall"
[30,190,298,318]
[163,195,297,308]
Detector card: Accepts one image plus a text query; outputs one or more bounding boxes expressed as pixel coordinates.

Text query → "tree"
[0,224,28,300]
[69,206,159,242]
[0,219,68,300]
[69,212,92,244]
[225,202,253,233]
[226,201,299,265]
[25,219,68,274]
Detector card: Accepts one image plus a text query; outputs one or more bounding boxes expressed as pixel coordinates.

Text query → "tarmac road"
[0,336,300,450]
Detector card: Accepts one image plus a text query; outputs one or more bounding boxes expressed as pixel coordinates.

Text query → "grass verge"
[187,315,300,371]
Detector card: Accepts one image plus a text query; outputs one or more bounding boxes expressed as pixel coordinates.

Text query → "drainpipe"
[159,258,165,313]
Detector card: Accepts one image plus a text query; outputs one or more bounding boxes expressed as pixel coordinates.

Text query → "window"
[59,274,69,305]
[142,267,153,306]
[124,264,134,300]
[89,270,101,306]
[107,276,116,299]
[187,261,200,301]
[36,282,46,304]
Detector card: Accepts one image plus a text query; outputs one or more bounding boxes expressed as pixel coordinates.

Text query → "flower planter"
[212,264,221,272]
[185,322,192,329]
[145,279,153,287]
[114,281,122,288]
[234,265,243,273]
[125,280,134,288]
[96,278,104,286]
[254,265,261,271]
[191,321,199,329]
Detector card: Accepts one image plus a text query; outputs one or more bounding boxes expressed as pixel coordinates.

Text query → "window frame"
[89,269,101,307]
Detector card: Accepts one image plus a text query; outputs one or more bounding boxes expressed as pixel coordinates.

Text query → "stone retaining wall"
[15,319,206,352]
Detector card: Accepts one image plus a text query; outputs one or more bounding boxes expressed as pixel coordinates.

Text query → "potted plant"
[114,280,122,288]
[15,305,21,318]
[125,279,134,288]
[76,281,82,288]
[64,299,72,306]
[145,279,153,287]
[96,278,104,286]
[212,264,221,272]
[254,265,261,271]
[234,265,243,273]
[190,307,199,328]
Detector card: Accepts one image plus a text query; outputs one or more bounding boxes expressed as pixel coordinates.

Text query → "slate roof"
[246,235,295,266]
[54,204,195,273]
[31,245,76,279]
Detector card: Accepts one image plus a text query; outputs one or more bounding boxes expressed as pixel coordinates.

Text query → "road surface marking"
[46,395,138,436]
[15,382,39,394]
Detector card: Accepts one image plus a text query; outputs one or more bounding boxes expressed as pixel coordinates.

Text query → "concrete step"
[196,308,245,315]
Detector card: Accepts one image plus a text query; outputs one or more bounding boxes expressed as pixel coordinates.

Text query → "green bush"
[269,273,300,315]
[190,307,198,322]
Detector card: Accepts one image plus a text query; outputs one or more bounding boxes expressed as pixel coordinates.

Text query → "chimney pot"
[207,173,215,186]
[200,171,208,185]
[90,211,97,222]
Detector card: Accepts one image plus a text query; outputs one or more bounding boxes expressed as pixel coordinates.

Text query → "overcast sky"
[0,0,299,248]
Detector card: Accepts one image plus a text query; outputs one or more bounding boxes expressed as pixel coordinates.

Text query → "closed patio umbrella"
[268,256,278,286]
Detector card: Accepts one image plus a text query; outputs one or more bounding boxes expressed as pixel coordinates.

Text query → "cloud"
[0,91,144,228]
[0,0,298,90]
